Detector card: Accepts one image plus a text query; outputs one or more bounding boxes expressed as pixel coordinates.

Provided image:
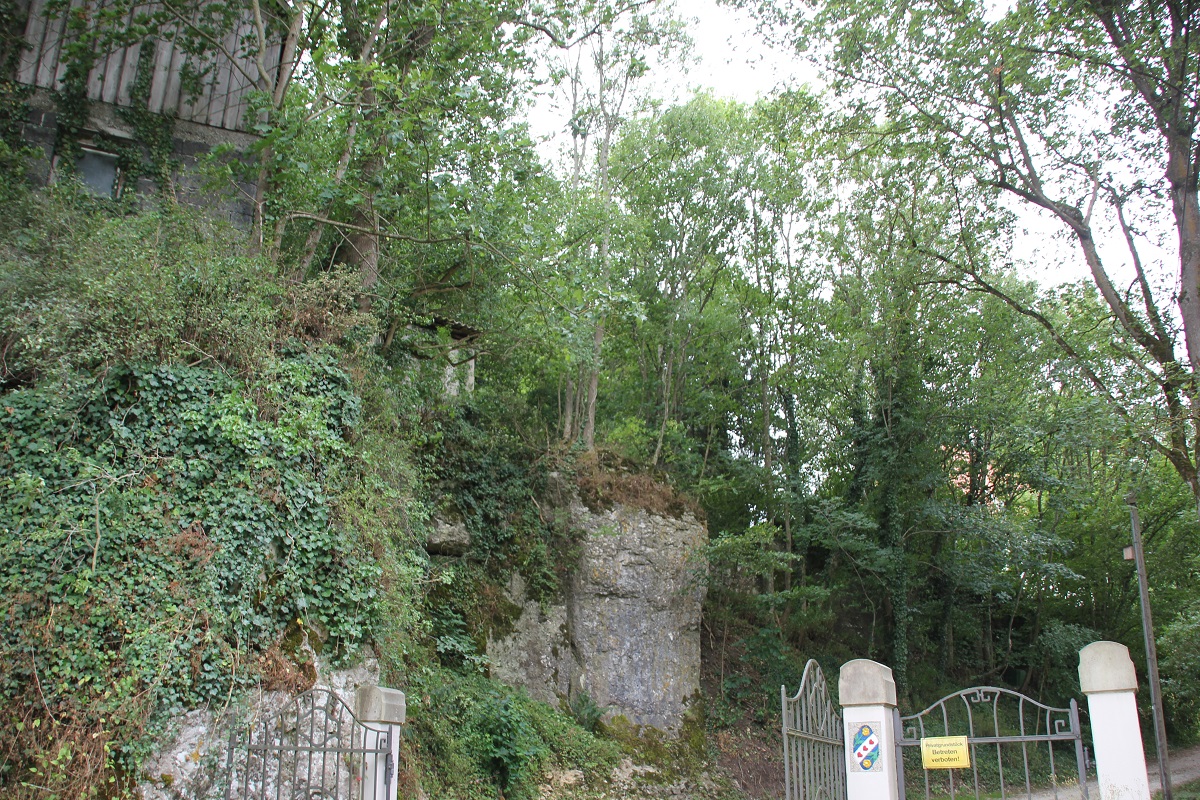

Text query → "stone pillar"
[355,686,406,800]
[840,659,901,800]
[1079,642,1151,800]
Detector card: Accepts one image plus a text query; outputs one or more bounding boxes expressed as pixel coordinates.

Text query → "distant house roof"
[15,0,280,132]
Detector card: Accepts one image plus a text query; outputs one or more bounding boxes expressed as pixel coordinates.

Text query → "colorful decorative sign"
[851,723,882,772]
[920,736,971,769]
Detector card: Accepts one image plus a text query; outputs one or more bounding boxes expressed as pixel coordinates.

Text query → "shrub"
[0,355,379,796]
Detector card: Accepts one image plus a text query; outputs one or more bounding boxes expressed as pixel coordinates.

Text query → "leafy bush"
[0,198,281,384]
[408,670,620,800]
[1161,609,1200,742]
[0,354,379,795]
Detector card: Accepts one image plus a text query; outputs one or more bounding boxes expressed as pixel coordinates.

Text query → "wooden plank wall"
[15,0,280,133]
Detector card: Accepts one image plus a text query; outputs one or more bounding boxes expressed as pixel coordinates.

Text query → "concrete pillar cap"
[355,685,407,724]
[839,659,898,708]
[1079,641,1138,695]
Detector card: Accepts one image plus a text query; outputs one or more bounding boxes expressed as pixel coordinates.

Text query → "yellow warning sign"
[920,736,971,769]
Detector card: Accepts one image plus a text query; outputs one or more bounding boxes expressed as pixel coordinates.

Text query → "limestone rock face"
[570,503,706,733]
[487,486,706,735]
[486,574,577,706]
[427,517,471,556]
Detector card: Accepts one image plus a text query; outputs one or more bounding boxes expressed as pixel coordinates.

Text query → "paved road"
[1027,745,1200,800]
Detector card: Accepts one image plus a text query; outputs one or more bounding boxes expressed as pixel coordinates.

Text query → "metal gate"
[783,660,848,800]
[896,686,1089,800]
[223,688,394,799]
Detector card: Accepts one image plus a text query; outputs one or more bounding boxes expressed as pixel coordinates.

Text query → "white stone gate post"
[839,659,901,800]
[355,686,406,800]
[1079,641,1151,800]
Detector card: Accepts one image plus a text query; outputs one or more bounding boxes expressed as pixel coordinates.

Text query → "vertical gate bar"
[801,688,806,800]
[793,694,799,800]
[794,708,799,800]
[783,686,791,800]
[1018,696,1031,798]
[784,687,793,800]
[321,700,331,796]
[330,698,337,794]
[919,716,931,800]
[259,716,269,799]
[969,741,981,800]
[804,736,811,800]
[965,695,979,800]
[993,692,1005,800]
[307,698,316,795]
[1045,708,1058,800]
[1047,739,1058,800]
[810,736,816,800]
[1070,700,1088,800]
[384,734,393,800]
[336,701,344,796]
[274,704,285,800]
[351,707,359,795]
[289,702,301,800]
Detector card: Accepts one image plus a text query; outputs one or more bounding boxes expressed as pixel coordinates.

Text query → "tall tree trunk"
[563,374,577,443]
[651,353,673,466]
[583,320,603,450]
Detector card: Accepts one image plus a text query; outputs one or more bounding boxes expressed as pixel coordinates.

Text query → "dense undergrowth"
[0,185,627,799]
[3,167,1197,800]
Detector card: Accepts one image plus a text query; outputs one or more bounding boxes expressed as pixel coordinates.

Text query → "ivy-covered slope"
[0,190,630,800]
[1,351,380,787]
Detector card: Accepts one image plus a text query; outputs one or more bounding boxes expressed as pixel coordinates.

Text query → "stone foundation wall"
[18,89,258,226]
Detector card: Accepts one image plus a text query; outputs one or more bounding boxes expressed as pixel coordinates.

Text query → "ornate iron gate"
[783,660,848,800]
[223,688,394,800]
[896,686,1089,800]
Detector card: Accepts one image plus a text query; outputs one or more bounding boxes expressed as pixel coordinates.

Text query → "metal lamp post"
[1124,492,1172,800]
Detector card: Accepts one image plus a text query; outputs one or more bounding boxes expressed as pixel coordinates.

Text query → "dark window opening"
[75,147,121,198]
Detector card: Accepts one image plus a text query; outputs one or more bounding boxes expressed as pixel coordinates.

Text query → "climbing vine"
[110,41,176,190]
[0,0,30,154]
[0,353,380,796]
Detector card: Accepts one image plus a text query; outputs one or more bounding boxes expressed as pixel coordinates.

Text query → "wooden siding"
[16,0,279,133]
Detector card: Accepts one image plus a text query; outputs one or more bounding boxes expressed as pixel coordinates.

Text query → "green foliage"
[108,45,176,189]
[0,354,379,794]
[0,199,281,383]
[1161,610,1200,742]
[567,690,606,734]
[428,407,557,595]
[0,0,31,165]
[408,670,620,800]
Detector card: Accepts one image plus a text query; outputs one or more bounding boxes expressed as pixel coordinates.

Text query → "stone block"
[427,517,471,556]
[839,659,898,707]
[1079,640,1138,694]
[355,685,406,725]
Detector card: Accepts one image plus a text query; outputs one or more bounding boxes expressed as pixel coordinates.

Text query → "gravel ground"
[1027,744,1200,800]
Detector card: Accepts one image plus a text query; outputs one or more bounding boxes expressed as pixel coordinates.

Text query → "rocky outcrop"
[486,573,576,706]
[487,479,706,735]
[427,516,471,556]
[569,502,706,732]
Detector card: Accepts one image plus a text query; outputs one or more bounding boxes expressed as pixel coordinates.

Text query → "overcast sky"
[524,0,1135,289]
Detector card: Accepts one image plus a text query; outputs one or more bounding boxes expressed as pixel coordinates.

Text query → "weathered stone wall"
[138,657,381,800]
[487,484,706,735]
